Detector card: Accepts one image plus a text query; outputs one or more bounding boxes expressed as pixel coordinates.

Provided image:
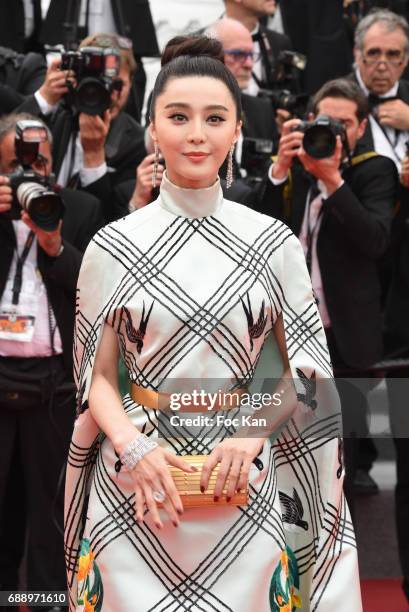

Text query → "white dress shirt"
[268,167,332,327]
[0,221,63,357]
[355,67,407,172]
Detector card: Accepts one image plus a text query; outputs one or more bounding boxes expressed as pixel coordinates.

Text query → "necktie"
[367,93,397,112]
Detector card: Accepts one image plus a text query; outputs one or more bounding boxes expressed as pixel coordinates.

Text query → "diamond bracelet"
[119,434,158,472]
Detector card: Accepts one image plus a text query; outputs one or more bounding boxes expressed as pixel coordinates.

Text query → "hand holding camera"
[298,136,343,196]
[80,110,111,168]
[2,120,65,231]
[130,153,165,210]
[39,58,75,107]
[0,176,12,213]
[271,118,304,180]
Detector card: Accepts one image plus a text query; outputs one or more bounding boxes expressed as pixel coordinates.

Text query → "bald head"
[207,18,254,90]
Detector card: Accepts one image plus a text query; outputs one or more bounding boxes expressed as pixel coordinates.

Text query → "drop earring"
[152,141,159,188]
[226,144,235,189]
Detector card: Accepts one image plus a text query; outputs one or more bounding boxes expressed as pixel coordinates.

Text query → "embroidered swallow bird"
[337,437,343,479]
[122,302,154,354]
[296,368,317,410]
[279,488,309,531]
[240,293,268,351]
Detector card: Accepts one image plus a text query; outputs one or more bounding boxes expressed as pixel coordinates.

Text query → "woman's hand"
[130,446,196,529]
[200,436,266,501]
[129,153,164,210]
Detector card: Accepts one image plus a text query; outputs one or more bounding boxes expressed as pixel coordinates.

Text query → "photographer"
[0,112,103,608]
[260,78,397,515]
[18,33,146,222]
[223,0,292,97]
[206,19,278,189]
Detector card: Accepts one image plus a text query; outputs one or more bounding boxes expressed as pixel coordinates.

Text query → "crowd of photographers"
[1,0,409,609]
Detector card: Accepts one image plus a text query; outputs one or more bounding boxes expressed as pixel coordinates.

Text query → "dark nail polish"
[226,496,231,502]
[177,507,183,515]
[200,486,205,493]
[214,495,219,502]
[173,521,179,528]
[236,488,241,494]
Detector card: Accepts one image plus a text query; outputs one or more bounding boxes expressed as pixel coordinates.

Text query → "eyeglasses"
[224,49,260,64]
[363,48,407,66]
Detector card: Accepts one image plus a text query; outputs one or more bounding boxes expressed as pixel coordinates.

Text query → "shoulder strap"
[350,151,379,166]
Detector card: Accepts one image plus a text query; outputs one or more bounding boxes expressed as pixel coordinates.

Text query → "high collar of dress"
[158,171,224,219]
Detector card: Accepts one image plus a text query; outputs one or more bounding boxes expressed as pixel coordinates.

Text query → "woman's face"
[150,76,241,189]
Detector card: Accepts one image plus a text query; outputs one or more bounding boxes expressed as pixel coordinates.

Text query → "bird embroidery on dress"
[296,368,317,410]
[122,302,154,354]
[240,293,267,351]
[337,437,343,479]
[279,488,309,531]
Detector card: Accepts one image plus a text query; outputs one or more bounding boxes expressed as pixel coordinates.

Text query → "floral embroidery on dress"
[77,538,103,612]
[269,545,302,611]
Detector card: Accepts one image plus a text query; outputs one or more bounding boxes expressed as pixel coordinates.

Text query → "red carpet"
[17,579,408,612]
[361,578,408,611]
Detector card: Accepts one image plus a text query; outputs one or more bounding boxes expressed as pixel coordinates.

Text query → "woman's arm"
[88,323,196,528]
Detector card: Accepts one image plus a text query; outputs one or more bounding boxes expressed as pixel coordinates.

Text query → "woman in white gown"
[64,36,362,612]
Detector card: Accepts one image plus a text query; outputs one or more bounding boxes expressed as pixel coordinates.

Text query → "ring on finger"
[152,489,166,503]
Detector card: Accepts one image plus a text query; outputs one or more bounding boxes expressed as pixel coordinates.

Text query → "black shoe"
[353,468,379,496]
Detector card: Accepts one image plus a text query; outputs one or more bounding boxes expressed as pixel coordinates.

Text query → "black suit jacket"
[279,0,352,94]
[256,25,292,90]
[0,188,104,377]
[17,95,146,222]
[260,148,397,368]
[0,50,46,116]
[241,93,277,142]
[41,0,159,56]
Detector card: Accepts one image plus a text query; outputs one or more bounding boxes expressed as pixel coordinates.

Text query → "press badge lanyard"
[11,230,35,307]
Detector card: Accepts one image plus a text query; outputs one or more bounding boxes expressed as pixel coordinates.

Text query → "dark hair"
[0,112,53,147]
[310,78,368,122]
[150,35,242,121]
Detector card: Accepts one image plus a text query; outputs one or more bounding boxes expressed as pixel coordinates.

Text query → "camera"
[6,120,65,231]
[259,88,309,117]
[241,137,274,184]
[292,115,348,159]
[61,46,121,115]
[258,49,308,117]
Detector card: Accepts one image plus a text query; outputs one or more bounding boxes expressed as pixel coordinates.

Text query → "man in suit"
[0,46,46,116]
[353,8,409,170]
[223,0,292,97]
[18,33,146,222]
[207,18,278,180]
[0,112,103,610]
[260,78,397,516]
[352,9,409,601]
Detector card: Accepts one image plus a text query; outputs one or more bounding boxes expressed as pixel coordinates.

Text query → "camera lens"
[76,77,111,116]
[303,125,336,159]
[16,182,64,231]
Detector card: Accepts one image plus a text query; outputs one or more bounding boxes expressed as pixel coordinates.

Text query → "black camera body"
[293,115,348,160]
[61,46,121,115]
[6,120,65,231]
[241,137,274,184]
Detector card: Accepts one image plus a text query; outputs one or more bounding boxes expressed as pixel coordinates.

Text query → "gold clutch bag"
[161,455,248,508]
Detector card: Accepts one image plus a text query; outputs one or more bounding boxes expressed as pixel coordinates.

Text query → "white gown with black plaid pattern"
[65,172,362,612]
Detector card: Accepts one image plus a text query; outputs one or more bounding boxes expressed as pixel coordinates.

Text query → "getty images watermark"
[167,389,283,428]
